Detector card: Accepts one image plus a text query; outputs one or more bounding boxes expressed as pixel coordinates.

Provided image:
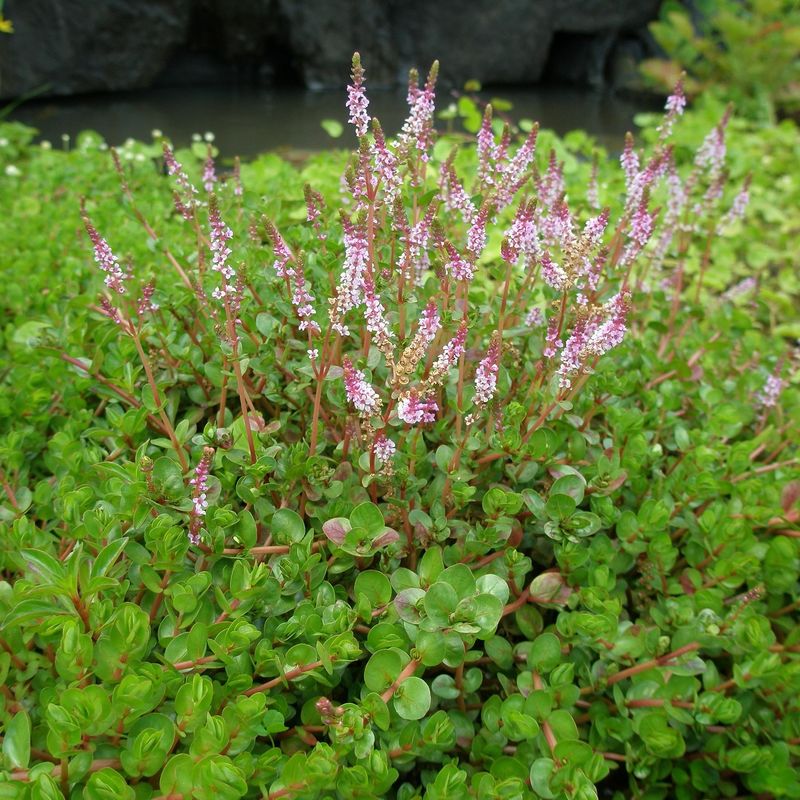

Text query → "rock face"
[0,0,661,100]
[0,0,191,99]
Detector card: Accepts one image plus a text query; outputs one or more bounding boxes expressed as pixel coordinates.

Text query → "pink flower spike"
[538,150,564,213]
[397,390,438,425]
[585,291,630,358]
[444,240,474,282]
[666,79,686,116]
[331,213,370,335]
[620,133,640,189]
[757,369,784,409]
[404,203,438,282]
[695,108,731,178]
[371,119,401,204]
[466,204,490,260]
[373,433,396,464]
[264,218,293,279]
[658,76,686,140]
[209,203,234,281]
[440,160,476,224]
[543,315,562,359]
[718,175,751,233]
[621,198,657,266]
[476,104,496,185]
[203,149,217,192]
[541,251,569,291]
[502,200,535,264]
[525,307,544,327]
[163,142,198,219]
[474,332,502,408]
[346,52,370,138]
[398,61,438,161]
[99,296,124,326]
[558,316,592,390]
[363,273,394,350]
[582,209,609,248]
[343,356,382,416]
[428,321,468,388]
[291,258,320,334]
[82,212,129,295]
[418,301,441,345]
[188,447,215,544]
[304,183,327,240]
[137,281,159,316]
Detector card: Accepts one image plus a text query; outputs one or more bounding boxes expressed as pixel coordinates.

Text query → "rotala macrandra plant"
[1,53,796,800]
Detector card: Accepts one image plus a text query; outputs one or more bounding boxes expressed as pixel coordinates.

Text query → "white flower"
[4,165,21,177]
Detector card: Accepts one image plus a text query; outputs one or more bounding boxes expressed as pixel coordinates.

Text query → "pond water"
[8,84,659,158]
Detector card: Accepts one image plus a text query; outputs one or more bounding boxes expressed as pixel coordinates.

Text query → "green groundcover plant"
[0,55,798,799]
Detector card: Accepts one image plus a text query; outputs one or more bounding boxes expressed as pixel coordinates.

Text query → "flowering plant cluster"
[0,54,798,800]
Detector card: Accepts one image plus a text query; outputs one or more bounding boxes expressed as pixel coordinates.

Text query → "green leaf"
[545,494,576,520]
[393,676,431,720]
[418,546,444,587]
[362,693,391,731]
[415,630,447,667]
[350,502,384,535]
[91,538,129,578]
[472,594,504,637]
[83,768,136,800]
[546,709,579,742]
[364,649,405,693]
[638,712,686,758]
[2,599,73,630]
[320,119,344,138]
[271,508,305,544]
[152,457,184,498]
[160,754,196,796]
[3,711,31,768]
[192,755,247,800]
[529,758,557,799]
[235,510,257,548]
[21,548,66,585]
[550,474,586,505]
[424,581,458,626]
[354,570,392,606]
[12,319,52,347]
[438,564,476,599]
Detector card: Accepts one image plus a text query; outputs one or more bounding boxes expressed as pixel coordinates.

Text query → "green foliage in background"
[642,0,800,123]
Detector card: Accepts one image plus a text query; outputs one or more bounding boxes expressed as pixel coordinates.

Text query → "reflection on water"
[8,84,658,157]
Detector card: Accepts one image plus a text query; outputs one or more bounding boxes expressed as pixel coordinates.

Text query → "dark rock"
[275,0,397,89]
[0,0,662,99]
[553,0,662,32]
[544,31,617,89]
[607,34,656,94]
[0,0,191,98]
[394,0,555,87]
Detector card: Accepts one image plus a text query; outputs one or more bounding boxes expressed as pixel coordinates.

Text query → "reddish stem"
[381,659,421,703]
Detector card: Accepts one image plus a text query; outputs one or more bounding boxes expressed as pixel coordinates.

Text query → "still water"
[8,84,657,157]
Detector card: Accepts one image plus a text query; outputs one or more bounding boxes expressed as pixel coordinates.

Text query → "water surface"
[9,84,657,157]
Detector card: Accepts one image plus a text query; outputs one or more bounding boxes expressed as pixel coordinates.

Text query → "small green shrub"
[0,55,798,799]
[642,0,800,123]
